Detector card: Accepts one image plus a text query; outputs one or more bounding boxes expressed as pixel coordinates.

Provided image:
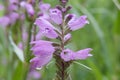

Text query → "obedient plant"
[30,0,92,80]
[0,0,92,80]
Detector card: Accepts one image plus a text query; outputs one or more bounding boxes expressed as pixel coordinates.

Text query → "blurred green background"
[0,0,120,80]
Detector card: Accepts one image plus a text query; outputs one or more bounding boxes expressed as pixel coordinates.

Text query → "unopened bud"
[60,0,68,4]
[65,14,74,24]
[66,6,72,12]
[59,0,68,7]
[56,5,62,11]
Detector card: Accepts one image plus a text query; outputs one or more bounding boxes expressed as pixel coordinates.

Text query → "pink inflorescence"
[30,1,92,70]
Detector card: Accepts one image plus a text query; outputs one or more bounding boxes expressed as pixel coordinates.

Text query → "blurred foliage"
[0,0,120,80]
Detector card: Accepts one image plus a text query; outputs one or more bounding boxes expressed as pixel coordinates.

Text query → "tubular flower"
[29,0,93,79]
[34,18,58,38]
[30,40,55,69]
[49,8,62,24]
[39,3,51,13]
[30,40,55,57]
[64,33,71,41]
[20,1,34,16]
[27,70,41,80]
[9,0,19,4]
[38,3,51,20]
[30,55,52,69]
[0,16,10,27]
[68,14,89,31]
[25,3,34,16]
[60,48,92,62]
[9,12,19,24]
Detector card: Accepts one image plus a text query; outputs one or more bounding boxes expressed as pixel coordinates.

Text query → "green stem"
[23,63,30,80]
[54,55,71,80]
[25,21,34,62]
[24,21,34,80]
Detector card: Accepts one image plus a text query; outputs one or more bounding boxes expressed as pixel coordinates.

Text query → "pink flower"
[30,40,55,57]
[74,48,93,60]
[20,1,34,16]
[27,70,41,80]
[68,14,89,31]
[9,12,19,24]
[60,0,68,4]
[30,40,55,69]
[60,48,92,62]
[64,33,71,41]
[38,3,51,20]
[8,4,18,11]
[34,18,58,38]
[9,0,19,4]
[39,3,51,13]
[49,8,62,24]
[18,42,23,50]
[0,16,10,27]
[25,3,34,16]
[30,55,52,69]
[60,49,74,61]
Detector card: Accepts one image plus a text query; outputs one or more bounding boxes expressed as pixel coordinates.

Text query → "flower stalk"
[54,0,72,80]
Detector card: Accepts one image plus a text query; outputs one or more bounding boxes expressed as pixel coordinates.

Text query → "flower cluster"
[0,0,93,79]
[0,0,19,27]
[30,0,92,70]
[0,0,35,28]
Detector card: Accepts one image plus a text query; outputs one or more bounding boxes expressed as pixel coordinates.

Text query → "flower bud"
[59,0,68,7]
[60,0,68,4]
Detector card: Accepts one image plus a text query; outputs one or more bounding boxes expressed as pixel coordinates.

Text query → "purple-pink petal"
[25,3,35,16]
[30,40,55,57]
[8,4,18,11]
[36,31,42,40]
[35,18,55,29]
[0,16,10,27]
[9,0,19,4]
[20,1,34,16]
[73,48,92,60]
[34,18,58,38]
[9,12,19,24]
[68,15,89,31]
[49,8,62,24]
[60,49,74,61]
[30,55,52,69]
[39,3,51,12]
[37,12,50,20]
[18,42,23,50]
[64,33,71,41]
[60,48,92,62]
[27,70,41,80]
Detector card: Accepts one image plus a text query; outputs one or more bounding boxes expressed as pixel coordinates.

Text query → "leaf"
[113,10,120,35]
[74,61,92,71]
[12,61,25,80]
[113,0,120,10]
[9,35,24,62]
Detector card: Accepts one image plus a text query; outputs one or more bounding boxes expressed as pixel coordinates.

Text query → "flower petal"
[60,48,92,62]
[39,3,51,12]
[68,15,89,31]
[30,40,55,57]
[30,55,52,69]
[34,18,58,38]
[0,16,10,27]
[49,8,62,24]
[60,49,74,61]
[74,48,93,60]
